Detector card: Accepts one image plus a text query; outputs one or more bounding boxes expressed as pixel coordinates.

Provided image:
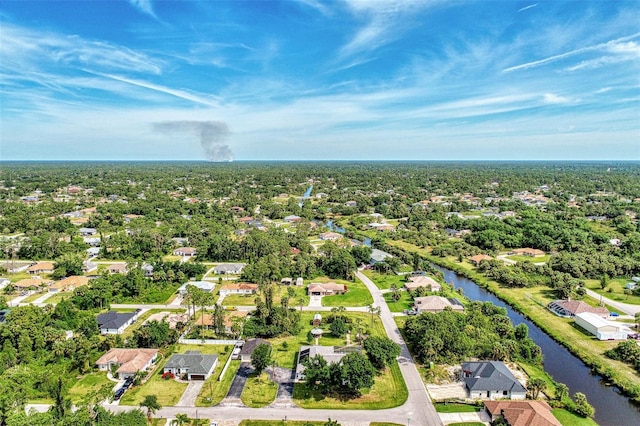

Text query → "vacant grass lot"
[221,293,257,306]
[320,276,373,307]
[67,372,114,403]
[197,359,240,406]
[384,291,413,312]
[241,372,278,407]
[506,254,551,264]
[44,291,73,304]
[293,361,407,409]
[585,278,640,305]
[434,403,482,413]
[363,270,406,290]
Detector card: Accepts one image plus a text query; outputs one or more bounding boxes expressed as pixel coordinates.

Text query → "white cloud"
[129,0,158,20]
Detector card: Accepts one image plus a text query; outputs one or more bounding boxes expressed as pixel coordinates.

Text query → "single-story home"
[86,247,100,258]
[345,201,357,207]
[96,348,158,379]
[107,263,128,275]
[214,263,245,275]
[404,276,441,292]
[484,400,561,426]
[174,247,197,257]
[510,248,545,257]
[83,260,98,272]
[461,361,527,400]
[239,338,271,363]
[319,232,343,241]
[223,310,248,334]
[49,276,89,293]
[13,278,53,290]
[547,300,609,319]
[0,261,32,273]
[79,227,97,236]
[97,311,138,334]
[83,237,101,246]
[370,248,393,265]
[163,350,218,381]
[575,312,629,340]
[178,280,216,295]
[284,215,302,223]
[219,283,258,298]
[368,223,395,232]
[281,277,293,285]
[308,282,347,296]
[414,296,464,314]
[295,345,352,381]
[27,261,55,275]
[468,254,493,266]
[625,282,637,291]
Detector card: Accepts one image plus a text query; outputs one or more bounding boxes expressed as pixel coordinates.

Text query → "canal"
[433,265,640,426]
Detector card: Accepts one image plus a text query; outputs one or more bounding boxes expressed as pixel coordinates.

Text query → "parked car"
[114,388,125,400]
[610,311,620,317]
[404,309,417,315]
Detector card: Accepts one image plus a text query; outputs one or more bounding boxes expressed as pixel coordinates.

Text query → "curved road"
[585,288,640,316]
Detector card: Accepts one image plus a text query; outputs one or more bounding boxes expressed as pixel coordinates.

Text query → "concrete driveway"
[308,296,323,307]
[177,381,205,407]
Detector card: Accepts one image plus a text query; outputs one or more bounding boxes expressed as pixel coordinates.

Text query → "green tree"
[363,336,401,370]
[573,392,595,418]
[337,352,375,397]
[555,383,569,401]
[140,394,161,423]
[170,413,190,426]
[526,377,547,399]
[329,317,347,338]
[250,343,272,375]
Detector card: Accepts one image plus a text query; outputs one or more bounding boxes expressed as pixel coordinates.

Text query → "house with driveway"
[404,275,441,292]
[219,283,258,298]
[308,282,347,296]
[163,350,218,380]
[239,338,271,363]
[484,400,561,426]
[460,361,527,400]
[27,261,55,275]
[295,345,352,381]
[173,247,197,257]
[177,280,216,295]
[97,311,139,334]
[213,263,245,275]
[49,276,89,293]
[574,312,629,340]
[547,300,609,319]
[413,296,464,314]
[95,348,158,379]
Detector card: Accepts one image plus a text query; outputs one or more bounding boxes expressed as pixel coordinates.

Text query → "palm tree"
[170,413,189,426]
[367,304,380,327]
[140,394,161,424]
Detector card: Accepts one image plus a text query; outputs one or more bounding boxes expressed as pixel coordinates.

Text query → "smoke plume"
[154,120,233,162]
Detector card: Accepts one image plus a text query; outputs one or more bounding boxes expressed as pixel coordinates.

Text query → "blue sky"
[0,0,638,161]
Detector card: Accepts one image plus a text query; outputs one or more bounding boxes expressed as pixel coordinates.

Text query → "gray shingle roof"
[97,311,136,330]
[164,351,218,375]
[461,361,526,393]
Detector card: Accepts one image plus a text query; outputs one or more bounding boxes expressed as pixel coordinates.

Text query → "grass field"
[551,408,598,426]
[67,372,114,403]
[321,276,373,307]
[363,270,407,290]
[434,403,482,413]
[293,361,407,409]
[21,291,47,303]
[383,291,413,312]
[585,278,640,305]
[196,359,240,406]
[241,372,278,407]
[221,293,257,306]
[506,254,551,264]
[44,291,73,304]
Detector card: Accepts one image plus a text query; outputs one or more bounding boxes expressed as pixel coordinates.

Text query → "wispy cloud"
[129,0,158,20]
[503,33,640,72]
[518,4,538,13]
[296,0,332,16]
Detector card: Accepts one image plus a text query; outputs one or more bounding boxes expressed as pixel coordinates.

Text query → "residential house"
[86,247,100,258]
[461,361,527,400]
[0,278,10,290]
[214,263,245,275]
[345,201,357,207]
[174,247,197,257]
[574,312,629,340]
[468,254,493,266]
[284,215,302,223]
[79,227,97,236]
[308,282,347,296]
[163,351,218,381]
[239,338,271,363]
[13,278,52,291]
[97,311,138,334]
[510,248,545,257]
[370,248,393,265]
[368,223,395,232]
[27,261,55,275]
[177,280,216,295]
[141,263,154,277]
[281,277,293,285]
[96,348,158,379]
[49,276,89,293]
[219,283,258,298]
[0,261,32,273]
[223,311,248,334]
[445,228,471,238]
[414,296,464,314]
[83,237,101,246]
[319,232,343,241]
[170,237,189,246]
[237,216,254,224]
[295,346,352,381]
[107,263,128,275]
[547,300,609,319]
[404,276,441,292]
[484,400,561,426]
[626,282,637,291]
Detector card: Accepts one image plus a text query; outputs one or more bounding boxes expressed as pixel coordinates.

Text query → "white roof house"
[574,312,629,341]
[178,281,216,295]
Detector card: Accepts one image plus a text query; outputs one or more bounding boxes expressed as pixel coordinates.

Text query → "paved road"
[355,270,442,426]
[585,288,640,316]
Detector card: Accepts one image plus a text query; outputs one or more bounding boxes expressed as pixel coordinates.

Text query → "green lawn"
[506,254,551,264]
[197,359,240,406]
[239,422,325,426]
[119,353,187,406]
[44,292,73,304]
[241,372,278,407]
[363,270,407,290]
[585,278,640,305]
[221,293,257,306]
[293,360,407,409]
[21,291,47,303]
[551,409,598,426]
[434,403,482,413]
[270,311,387,369]
[321,276,373,307]
[383,291,413,312]
[67,372,114,403]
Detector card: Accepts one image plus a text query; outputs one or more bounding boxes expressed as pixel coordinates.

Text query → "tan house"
[484,400,561,426]
[414,296,464,313]
[174,247,197,257]
[107,263,128,274]
[468,254,493,266]
[319,232,343,241]
[13,278,53,290]
[96,348,158,380]
[308,282,347,296]
[49,276,90,293]
[510,248,545,257]
[404,276,441,292]
[27,261,55,275]
[547,300,609,319]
